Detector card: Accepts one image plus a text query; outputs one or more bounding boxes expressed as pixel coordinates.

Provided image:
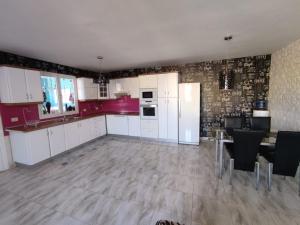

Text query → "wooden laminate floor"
[0,135,299,225]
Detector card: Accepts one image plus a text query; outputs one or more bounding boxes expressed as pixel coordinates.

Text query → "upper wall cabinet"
[77,78,99,100]
[139,74,158,89]
[158,73,178,98]
[109,77,139,98]
[0,67,43,103]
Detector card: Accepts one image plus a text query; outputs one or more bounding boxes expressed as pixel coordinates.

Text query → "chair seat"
[259,145,275,154]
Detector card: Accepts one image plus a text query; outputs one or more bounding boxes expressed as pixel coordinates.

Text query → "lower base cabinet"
[10,115,107,165]
[106,115,129,135]
[48,125,66,157]
[10,129,51,165]
[106,115,140,136]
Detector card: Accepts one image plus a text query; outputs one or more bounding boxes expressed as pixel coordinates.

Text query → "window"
[39,73,78,118]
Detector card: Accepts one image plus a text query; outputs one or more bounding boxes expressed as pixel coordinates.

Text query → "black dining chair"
[226,130,265,189]
[224,116,243,136]
[260,131,300,195]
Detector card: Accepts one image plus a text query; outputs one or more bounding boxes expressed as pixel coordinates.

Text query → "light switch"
[11,117,19,122]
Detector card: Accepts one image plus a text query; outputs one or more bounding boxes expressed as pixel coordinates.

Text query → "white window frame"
[39,72,79,119]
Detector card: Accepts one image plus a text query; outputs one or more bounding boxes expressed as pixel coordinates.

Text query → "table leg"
[215,138,219,163]
[219,140,224,178]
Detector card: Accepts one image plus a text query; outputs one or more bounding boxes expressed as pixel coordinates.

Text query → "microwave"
[140,89,157,102]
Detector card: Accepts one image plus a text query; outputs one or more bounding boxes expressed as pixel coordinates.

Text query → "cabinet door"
[128,116,140,137]
[25,70,43,102]
[64,122,81,150]
[106,115,128,135]
[167,98,178,141]
[108,79,116,99]
[27,129,51,165]
[167,73,178,98]
[7,67,28,103]
[79,119,92,144]
[94,116,106,137]
[158,98,168,139]
[115,79,124,92]
[123,77,139,98]
[158,74,168,98]
[139,75,158,88]
[48,125,66,156]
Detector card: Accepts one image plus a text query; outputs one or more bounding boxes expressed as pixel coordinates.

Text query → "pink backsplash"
[0,96,139,136]
[79,96,139,116]
[0,104,40,135]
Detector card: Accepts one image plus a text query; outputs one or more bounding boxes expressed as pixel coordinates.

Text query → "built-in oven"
[140,104,158,120]
[140,89,157,102]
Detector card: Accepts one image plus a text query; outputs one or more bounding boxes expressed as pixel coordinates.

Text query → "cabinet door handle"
[30,94,32,99]
[26,93,29,100]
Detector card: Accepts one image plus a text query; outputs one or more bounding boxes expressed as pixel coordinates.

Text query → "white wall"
[269,39,300,131]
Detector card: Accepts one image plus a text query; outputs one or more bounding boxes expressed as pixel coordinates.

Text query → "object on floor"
[155,220,184,225]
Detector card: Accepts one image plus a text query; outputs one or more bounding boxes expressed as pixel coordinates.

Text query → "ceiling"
[0,0,300,72]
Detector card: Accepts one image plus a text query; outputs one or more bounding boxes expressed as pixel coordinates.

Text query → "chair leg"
[267,163,273,192]
[298,163,300,197]
[255,162,260,190]
[229,158,234,185]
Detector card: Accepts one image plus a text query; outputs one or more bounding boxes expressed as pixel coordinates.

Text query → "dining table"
[215,129,277,178]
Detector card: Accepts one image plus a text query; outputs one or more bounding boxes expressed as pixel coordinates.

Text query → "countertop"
[6,111,139,133]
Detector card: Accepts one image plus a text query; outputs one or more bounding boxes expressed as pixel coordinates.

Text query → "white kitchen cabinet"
[158,73,178,98]
[78,119,92,144]
[24,70,43,102]
[158,98,168,139]
[10,129,51,165]
[97,116,107,137]
[167,73,178,98]
[158,97,178,141]
[64,121,81,150]
[77,78,99,100]
[48,125,66,156]
[128,116,140,137]
[108,79,117,99]
[0,67,43,103]
[140,120,158,138]
[123,77,139,98]
[0,67,28,103]
[167,98,178,140]
[139,74,158,88]
[91,116,106,138]
[106,115,129,135]
[108,77,139,98]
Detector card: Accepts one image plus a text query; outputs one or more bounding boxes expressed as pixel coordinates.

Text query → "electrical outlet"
[11,117,19,122]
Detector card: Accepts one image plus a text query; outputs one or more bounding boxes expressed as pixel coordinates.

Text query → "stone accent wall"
[269,39,300,131]
[105,55,271,137]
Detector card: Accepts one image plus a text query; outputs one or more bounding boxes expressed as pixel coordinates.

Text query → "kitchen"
[0,1,300,225]
[0,67,200,166]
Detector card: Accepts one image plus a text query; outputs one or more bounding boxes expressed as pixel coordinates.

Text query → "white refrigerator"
[179,83,200,145]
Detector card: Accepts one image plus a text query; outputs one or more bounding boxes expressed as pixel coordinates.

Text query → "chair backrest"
[273,131,300,177]
[225,117,242,136]
[233,130,265,171]
[250,117,271,133]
